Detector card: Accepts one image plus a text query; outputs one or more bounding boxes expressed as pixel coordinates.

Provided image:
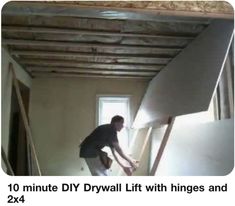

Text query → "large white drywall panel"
[156,119,234,176]
[133,20,234,127]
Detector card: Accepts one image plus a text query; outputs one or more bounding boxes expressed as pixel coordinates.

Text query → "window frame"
[96,95,131,151]
[96,94,131,127]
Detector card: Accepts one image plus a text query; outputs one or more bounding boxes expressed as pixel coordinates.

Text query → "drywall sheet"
[156,119,234,176]
[133,20,233,127]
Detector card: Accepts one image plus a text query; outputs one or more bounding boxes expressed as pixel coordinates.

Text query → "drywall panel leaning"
[155,119,234,176]
[133,20,234,128]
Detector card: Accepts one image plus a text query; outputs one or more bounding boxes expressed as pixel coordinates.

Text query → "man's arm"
[110,147,134,176]
[110,147,125,168]
[112,142,138,169]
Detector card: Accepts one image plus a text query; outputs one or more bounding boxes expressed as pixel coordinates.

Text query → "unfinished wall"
[29,77,148,175]
[1,47,32,173]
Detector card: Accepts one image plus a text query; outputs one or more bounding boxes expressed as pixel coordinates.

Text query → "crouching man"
[80,115,138,176]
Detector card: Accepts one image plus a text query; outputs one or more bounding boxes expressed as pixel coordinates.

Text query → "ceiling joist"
[19,59,164,71]
[2,26,196,40]
[31,72,153,79]
[10,50,173,61]
[27,66,158,76]
[2,39,184,51]
[3,1,231,79]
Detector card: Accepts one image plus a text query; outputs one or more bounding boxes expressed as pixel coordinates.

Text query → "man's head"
[111,115,124,131]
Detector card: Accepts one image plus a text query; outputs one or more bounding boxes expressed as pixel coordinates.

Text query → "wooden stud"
[225,55,234,117]
[138,127,152,162]
[150,117,175,176]
[9,63,42,176]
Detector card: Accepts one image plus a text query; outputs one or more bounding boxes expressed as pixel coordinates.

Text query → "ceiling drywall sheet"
[133,20,234,127]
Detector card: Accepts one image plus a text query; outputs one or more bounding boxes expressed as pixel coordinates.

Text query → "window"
[97,96,130,152]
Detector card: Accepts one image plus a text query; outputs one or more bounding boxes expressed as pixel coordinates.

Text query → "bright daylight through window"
[97,96,130,153]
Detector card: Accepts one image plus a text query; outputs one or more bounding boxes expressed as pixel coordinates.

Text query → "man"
[80,115,138,176]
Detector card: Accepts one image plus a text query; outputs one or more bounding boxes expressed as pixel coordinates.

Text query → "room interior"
[1,1,234,176]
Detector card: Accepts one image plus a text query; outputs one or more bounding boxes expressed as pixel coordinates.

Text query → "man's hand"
[123,167,133,176]
[129,160,139,170]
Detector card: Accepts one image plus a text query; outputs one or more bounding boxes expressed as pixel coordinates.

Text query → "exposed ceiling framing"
[2,1,233,79]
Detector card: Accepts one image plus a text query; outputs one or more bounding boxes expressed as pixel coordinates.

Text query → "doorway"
[8,80,30,175]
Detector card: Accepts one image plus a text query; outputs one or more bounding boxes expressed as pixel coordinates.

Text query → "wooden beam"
[2,2,216,23]
[225,55,234,117]
[27,66,158,76]
[10,50,173,61]
[31,72,153,79]
[2,38,184,51]
[9,63,42,176]
[1,146,15,175]
[150,117,175,176]
[2,26,195,40]
[138,127,152,162]
[19,59,165,71]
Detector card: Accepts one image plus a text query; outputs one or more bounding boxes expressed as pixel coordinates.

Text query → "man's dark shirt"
[79,124,118,158]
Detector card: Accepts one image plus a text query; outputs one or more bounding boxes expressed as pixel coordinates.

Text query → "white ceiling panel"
[133,20,234,127]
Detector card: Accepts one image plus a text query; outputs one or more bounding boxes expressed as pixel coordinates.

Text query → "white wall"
[1,47,32,173]
[29,77,148,175]
[151,119,234,176]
